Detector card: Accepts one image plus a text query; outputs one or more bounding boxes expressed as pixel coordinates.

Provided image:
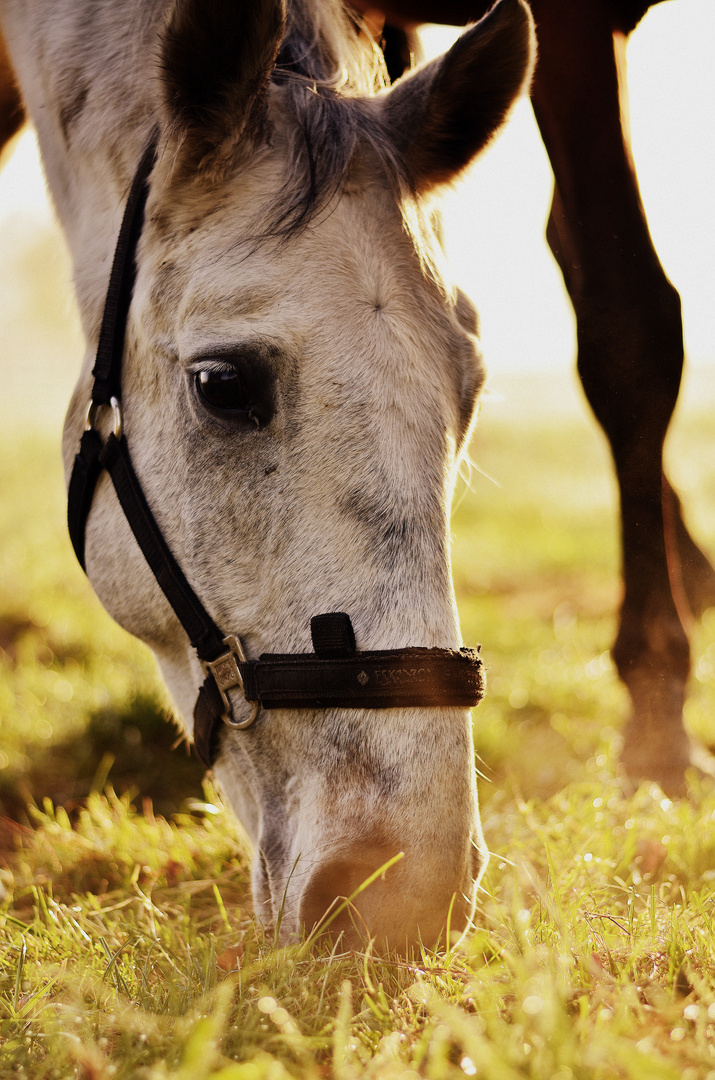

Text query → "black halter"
[67,134,486,768]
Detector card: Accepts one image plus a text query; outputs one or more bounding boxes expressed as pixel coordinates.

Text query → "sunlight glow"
[421,0,715,374]
[0,0,712,386]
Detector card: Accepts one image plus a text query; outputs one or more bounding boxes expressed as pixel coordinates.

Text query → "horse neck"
[0,1,161,339]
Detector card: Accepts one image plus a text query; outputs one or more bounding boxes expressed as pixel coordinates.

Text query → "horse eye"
[195,368,251,413]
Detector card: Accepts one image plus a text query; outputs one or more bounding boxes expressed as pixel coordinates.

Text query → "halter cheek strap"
[67,133,486,770]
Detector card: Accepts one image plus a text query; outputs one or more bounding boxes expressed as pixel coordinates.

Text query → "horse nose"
[297,843,475,952]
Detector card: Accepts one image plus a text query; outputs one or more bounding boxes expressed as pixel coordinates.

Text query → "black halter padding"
[236,612,484,709]
[192,622,486,768]
[68,135,487,774]
[239,644,485,710]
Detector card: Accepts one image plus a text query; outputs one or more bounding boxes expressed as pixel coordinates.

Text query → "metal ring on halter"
[85,396,124,441]
[228,701,260,730]
[202,634,260,730]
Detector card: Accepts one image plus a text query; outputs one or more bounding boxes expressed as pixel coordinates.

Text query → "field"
[2,219,715,1078]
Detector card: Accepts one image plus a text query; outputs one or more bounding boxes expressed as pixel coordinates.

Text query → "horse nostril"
[299,859,355,939]
[298,846,474,953]
[299,849,399,947]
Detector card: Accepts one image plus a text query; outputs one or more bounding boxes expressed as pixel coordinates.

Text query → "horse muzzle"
[296,842,480,952]
[253,813,487,953]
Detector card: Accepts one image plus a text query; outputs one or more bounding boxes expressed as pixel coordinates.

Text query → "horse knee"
[612,604,690,688]
[575,280,683,448]
[545,192,570,285]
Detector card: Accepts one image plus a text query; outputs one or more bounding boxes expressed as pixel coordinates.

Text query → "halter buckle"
[203,635,258,729]
[85,396,123,441]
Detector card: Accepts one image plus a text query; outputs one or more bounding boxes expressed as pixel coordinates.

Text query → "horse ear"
[382,0,535,194]
[160,0,286,171]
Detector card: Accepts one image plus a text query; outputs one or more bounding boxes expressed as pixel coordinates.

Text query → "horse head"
[58,0,535,950]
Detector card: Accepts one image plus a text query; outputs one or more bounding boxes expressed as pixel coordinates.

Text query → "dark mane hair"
[265,0,411,238]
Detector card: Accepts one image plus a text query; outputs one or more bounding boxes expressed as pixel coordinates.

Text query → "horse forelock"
[280,0,386,94]
[263,87,409,240]
[260,0,416,244]
[165,70,445,301]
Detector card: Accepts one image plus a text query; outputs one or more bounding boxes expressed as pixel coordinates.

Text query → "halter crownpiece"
[67,132,486,769]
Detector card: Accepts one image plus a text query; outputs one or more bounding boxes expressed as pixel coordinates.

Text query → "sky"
[0,0,713,381]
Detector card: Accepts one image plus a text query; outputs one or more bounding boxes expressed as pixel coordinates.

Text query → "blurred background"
[0,0,714,818]
[428,0,715,389]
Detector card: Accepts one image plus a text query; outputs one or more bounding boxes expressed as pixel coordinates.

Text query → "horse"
[352,0,715,797]
[0,0,536,950]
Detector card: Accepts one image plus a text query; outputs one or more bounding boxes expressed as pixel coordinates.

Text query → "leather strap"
[239,645,484,710]
[68,130,159,570]
[92,134,159,404]
[194,677,229,767]
[191,614,485,768]
[99,434,227,662]
[67,429,104,571]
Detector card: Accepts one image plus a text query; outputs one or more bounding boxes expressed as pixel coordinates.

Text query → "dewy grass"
[4,780,715,1077]
[2,385,715,1077]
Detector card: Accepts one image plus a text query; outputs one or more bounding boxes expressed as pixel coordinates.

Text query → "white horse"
[0,0,534,950]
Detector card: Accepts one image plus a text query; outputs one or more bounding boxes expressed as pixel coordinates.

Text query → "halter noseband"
[67,133,485,769]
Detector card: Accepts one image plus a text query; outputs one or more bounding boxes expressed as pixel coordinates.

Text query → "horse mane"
[265,0,412,239]
[281,0,385,91]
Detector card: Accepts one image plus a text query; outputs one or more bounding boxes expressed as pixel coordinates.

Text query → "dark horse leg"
[529,0,715,792]
[373,0,715,790]
[0,30,24,154]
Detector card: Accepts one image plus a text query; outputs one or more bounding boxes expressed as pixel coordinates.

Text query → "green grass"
[2,399,715,1079]
[2,235,715,1075]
